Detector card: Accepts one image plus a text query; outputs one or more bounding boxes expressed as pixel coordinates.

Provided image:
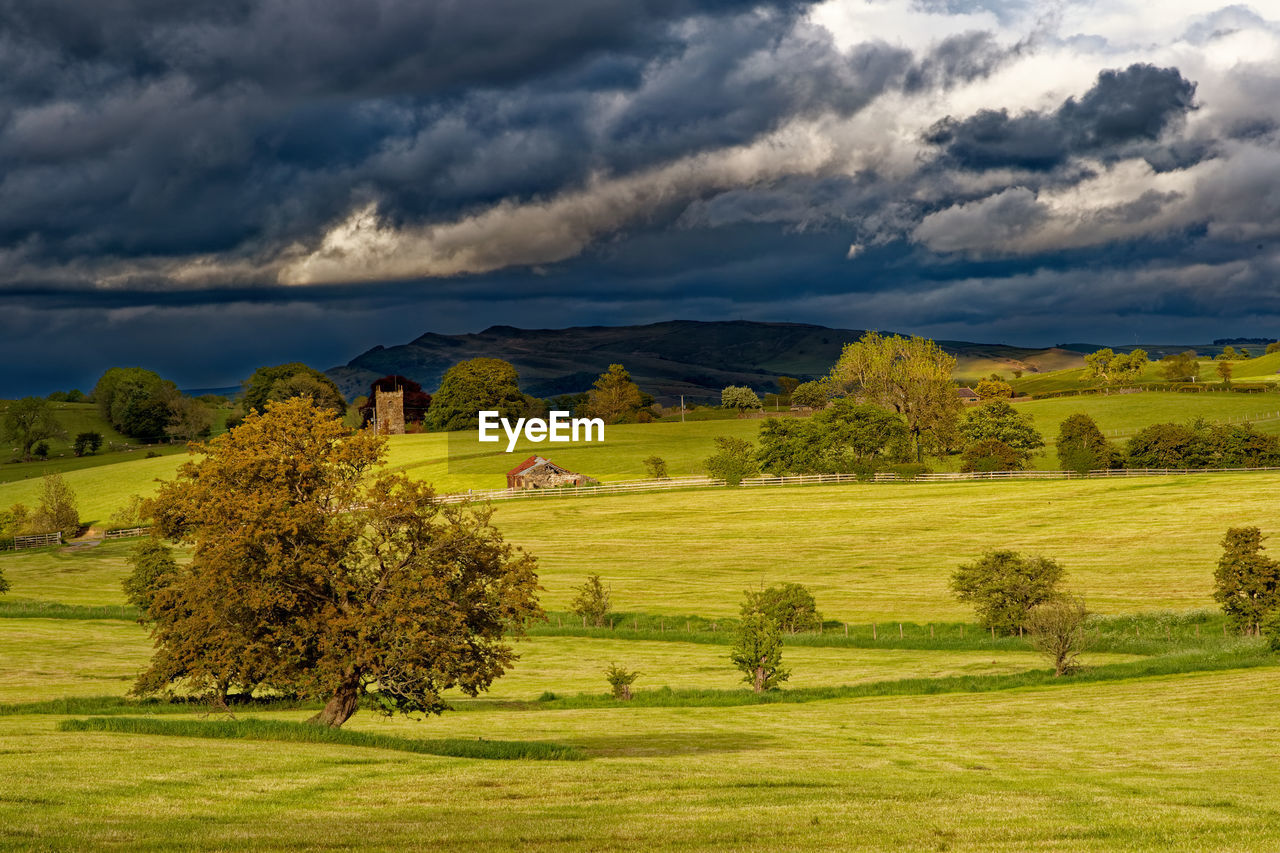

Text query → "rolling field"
[1,467,1279,849]
[6,391,1280,524]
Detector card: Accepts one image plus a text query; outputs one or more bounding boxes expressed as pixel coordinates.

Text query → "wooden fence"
[436,466,1280,503]
[104,526,153,540]
[13,532,61,549]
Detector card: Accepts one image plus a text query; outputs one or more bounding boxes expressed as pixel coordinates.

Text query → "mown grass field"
[6,391,1280,524]
[2,464,1279,849]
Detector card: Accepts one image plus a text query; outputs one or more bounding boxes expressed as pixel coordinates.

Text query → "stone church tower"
[372,387,405,435]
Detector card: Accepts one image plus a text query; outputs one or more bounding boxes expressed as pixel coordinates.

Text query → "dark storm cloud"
[924,63,1198,170]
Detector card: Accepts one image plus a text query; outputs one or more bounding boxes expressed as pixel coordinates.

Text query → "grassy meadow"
[4,391,1280,849]
[6,390,1280,525]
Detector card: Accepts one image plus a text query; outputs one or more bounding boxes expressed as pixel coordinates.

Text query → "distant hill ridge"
[325,320,1103,403]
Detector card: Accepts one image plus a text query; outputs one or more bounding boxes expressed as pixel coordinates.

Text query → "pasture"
[5,391,1280,525]
[2,467,1279,849]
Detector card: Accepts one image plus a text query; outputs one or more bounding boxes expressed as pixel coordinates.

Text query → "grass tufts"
[0,600,141,621]
[57,716,586,761]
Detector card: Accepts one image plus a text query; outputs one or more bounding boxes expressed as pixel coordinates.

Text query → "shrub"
[1026,595,1090,676]
[0,564,8,596]
[1056,413,1120,474]
[951,550,1065,634]
[960,439,1023,472]
[33,442,49,459]
[570,575,611,627]
[604,664,640,700]
[742,583,822,633]
[790,380,832,409]
[643,455,669,479]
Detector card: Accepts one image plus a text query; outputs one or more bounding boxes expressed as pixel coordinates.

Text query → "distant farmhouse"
[956,387,981,403]
[506,455,598,489]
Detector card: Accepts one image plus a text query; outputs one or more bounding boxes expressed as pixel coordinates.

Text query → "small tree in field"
[0,564,9,596]
[2,397,66,461]
[643,455,669,479]
[1026,595,1090,676]
[1213,527,1280,634]
[704,436,759,486]
[974,377,1013,399]
[731,611,789,693]
[951,550,1065,634]
[571,574,611,627]
[742,583,822,633]
[73,432,103,457]
[605,664,639,700]
[1217,360,1234,385]
[29,474,80,539]
[721,385,762,414]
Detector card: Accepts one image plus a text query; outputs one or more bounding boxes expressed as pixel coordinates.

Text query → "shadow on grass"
[57,716,585,761]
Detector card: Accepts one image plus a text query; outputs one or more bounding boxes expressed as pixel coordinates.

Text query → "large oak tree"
[141,397,542,727]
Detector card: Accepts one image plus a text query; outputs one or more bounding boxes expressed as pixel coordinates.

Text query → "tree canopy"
[242,362,346,416]
[828,332,961,461]
[1056,413,1119,473]
[585,364,645,424]
[1214,527,1280,634]
[425,358,527,432]
[2,396,66,460]
[704,436,759,486]
[951,550,1065,634]
[790,379,832,409]
[1083,348,1148,390]
[958,399,1044,468]
[1159,351,1200,383]
[141,398,542,726]
[721,385,762,413]
[757,398,907,474]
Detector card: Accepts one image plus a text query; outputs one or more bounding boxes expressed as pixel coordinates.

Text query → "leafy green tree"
[951,550,1065,634]
[165,397,215,441]
[0,505,28,542]
[790,379,832,409]
[721,385,762,413]
[0,564,7,596]
[776,377,800,398]
[122,540,180,613]
[32,442,49,459]
[586,364,644,424]
[1026,595,1090,676]
[958,399,1044,468]
[73,432,103,457]
[1125,423,1209,468]
[1056,413,1119,474]
[605,664,640,700]
[93,367,180,438]
[704,436,759,486]
[142,398,542,726]
[828,332,961,461]
[1215,346,1244,360]
[742,583,822,633]
[1159,351,1200,382]
[960,438,1024,473]
[1216,360,1233,385]
[570,574,611,627]
[974,377,1013,399]
[425,358,527,432]
[1083,348,1148,391]
[2,396,66,461]
[242,363,346,416]
[643,455,669,479]
[28,473,79,539]
[1214,527,1280,634]
[1267,342,1280,355]
[757,399,907,474]
[731,611,789,693]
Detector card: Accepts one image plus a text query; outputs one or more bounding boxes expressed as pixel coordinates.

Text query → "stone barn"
[506,455,597,489]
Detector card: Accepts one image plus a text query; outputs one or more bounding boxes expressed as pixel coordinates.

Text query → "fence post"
[898,623,903,639]
[872,623,877,640]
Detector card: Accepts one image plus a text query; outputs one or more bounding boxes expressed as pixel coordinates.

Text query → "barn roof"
[506,455,544,477]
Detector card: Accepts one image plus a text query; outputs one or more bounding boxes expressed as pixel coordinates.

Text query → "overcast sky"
[3,0,1279,394]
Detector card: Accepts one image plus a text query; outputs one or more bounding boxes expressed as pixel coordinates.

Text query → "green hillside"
[6,391,1280,524]
[1010,352,1280,396]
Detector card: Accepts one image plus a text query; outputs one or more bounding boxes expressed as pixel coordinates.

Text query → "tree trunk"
[307,675,361,728]
[753,664,766,694]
